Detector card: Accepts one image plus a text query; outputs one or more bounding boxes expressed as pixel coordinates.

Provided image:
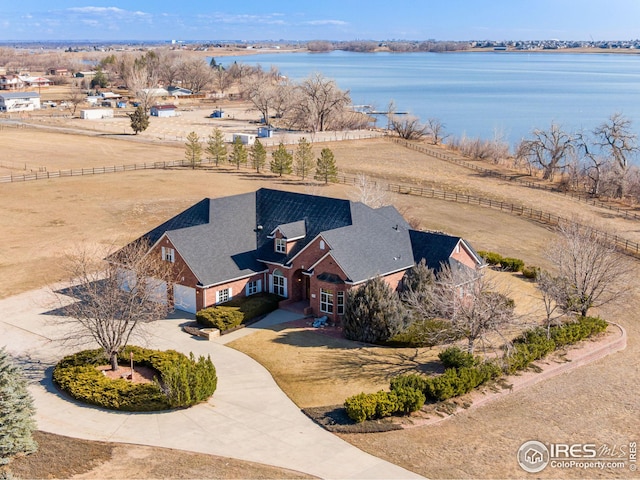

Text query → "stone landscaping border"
[401,323,627,429]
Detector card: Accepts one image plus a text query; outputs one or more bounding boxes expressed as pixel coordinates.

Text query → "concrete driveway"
[0,287,423,480]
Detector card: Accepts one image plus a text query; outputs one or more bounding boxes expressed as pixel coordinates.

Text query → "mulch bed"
[303,405,402,434]
[96,364,157,384]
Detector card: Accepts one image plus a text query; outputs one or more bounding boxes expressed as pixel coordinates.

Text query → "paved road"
[0,287,423,480]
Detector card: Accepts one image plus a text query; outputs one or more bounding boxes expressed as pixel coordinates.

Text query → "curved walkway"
[0,287,423,480]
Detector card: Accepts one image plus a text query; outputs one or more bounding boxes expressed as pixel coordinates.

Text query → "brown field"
[1,125,638,479]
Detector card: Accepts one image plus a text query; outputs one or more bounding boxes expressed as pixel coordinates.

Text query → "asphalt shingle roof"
[131,188,476,287]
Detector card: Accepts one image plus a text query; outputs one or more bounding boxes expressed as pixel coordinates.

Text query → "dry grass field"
[1,124,638,479]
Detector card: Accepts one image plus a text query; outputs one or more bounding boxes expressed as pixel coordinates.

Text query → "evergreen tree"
[250,138,267,173]
[128,105,149,135]
[229,137,248,170]
[90,68,108,89]
[0,348,37,465]
[342,277,408,343]
[206,128,227,167]
[315,147,338,184]
[294,137,315,180]
[270,142,293,177]
[184,131,202,169]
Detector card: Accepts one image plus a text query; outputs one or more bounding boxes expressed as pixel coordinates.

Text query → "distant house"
[0,75,25,91]
[150,104,177,117]
[74,71,96,79]
[116,189,483,317]
[167,86,193,96]
[49,68,70,76]
[20,76,52,88]
[0,92,41,112]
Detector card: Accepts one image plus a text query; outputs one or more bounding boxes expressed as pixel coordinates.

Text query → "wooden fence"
[334,173,640,257]
[390,138,640,222]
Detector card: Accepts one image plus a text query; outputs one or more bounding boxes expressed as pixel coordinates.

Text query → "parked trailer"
[80,109,114,120]
[232,133,256,145]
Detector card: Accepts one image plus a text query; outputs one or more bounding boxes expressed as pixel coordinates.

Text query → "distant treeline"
[307,40,469,53]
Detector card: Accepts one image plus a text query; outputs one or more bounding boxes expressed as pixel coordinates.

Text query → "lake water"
[216,51,640,146]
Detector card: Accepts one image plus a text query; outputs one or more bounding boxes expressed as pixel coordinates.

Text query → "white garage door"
[174,284,197,314]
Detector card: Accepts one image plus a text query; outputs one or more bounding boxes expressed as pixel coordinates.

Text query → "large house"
[0,92,41,112]
[125,189,483,321]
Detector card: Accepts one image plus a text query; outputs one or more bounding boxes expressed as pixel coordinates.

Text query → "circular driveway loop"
[0,288,423,480]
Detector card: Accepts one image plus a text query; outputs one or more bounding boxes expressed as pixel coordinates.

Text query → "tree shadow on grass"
[270,328,443,381]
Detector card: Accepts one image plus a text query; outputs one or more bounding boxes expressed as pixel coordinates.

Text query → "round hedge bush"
[53,346,217,412]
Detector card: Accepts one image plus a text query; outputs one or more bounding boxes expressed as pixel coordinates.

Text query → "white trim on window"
[216,287,232,304]
[337,291,345,315]
[320,288,334,314]
[161,246,175,263]
[271,270,287,297]
[275,237,287,254]
[246,279,261,296]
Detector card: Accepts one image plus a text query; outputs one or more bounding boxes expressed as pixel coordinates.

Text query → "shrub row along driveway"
[0,287,423,480]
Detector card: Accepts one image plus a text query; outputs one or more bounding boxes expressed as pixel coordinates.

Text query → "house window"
[161,246,175,263]
[272,270,287,297]
[216,288,231,304]
[320,288,334,314]
[337,291,345,315]
[246,280,261,296]
[275,238,287,254]
[319,240,325,250]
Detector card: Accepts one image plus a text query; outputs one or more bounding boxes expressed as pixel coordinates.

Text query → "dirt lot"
[1,127,638,479]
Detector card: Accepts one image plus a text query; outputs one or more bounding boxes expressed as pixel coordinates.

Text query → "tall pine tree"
[270,142,293,177]
[294,137,315,180]
[206,128,227,167]
[250,139,267,173]
[229,137,248,170]
[0,348,37,465]
[184,131,202,169]
[315,147,338,184]
[128,105,149,135]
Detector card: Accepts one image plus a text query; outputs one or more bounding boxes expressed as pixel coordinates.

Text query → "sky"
[2,1,640,42]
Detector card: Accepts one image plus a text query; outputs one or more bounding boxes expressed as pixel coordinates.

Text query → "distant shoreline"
[208,46,640,57]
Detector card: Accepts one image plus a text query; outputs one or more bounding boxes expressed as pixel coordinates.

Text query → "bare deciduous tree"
[352,173,390,208]
[178,59,212,93]
[425,118,448,145]
[516,123,575,181]
[536,270,569,338]
[593,112,638,197]
[403,265,515,353]
[546,221,632,317]
[66,80,85,116]
[56,241,176,371]
[391,115,428,140]
[295,73,351,132]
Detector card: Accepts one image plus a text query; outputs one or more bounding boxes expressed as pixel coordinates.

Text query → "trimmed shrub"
[344,387,425,423]
[438,346,477,369]
[196,307,243,331]
[393,386,426,414]
[550,316,607,346]
[54,346,217,412]
[501,257,525,272]
[477,250,503,266]
[344,392,379,423]
[503,316,607,374]
[521,265,540,279]
[390,373,430,393]
[196,293,281,330]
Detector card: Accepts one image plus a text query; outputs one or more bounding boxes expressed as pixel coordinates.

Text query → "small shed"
[232,133,256,145]
[257,127,274,138]
[210,109,224,118]
[80,109,114,120]
[151,104,177,117]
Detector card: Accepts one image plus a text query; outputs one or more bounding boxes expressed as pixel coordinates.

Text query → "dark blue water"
[216,51,640,146]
